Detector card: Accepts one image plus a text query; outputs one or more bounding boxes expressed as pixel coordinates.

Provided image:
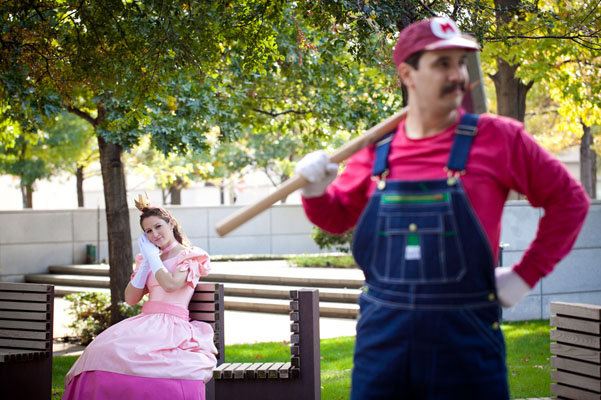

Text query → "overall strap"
[372,132,395,177]
[446,113,479,173]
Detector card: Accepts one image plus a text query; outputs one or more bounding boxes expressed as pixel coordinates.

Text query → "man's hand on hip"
[495,266,531,307]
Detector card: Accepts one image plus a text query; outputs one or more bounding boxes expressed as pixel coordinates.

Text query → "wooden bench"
[550,301,601,400]
[190,283,321,400]
[0,282,54,400]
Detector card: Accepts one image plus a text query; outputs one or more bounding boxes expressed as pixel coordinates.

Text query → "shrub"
[311,226,354,253]
[64,292,143,345]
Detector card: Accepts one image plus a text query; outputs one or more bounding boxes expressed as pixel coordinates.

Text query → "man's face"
[399,48,470,113]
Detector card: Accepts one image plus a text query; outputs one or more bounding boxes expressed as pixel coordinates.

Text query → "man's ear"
[397,63,414,88]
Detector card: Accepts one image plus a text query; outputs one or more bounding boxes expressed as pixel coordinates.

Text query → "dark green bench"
[190,283,321,400]
[550,301,601,400]
[0,282,54,400]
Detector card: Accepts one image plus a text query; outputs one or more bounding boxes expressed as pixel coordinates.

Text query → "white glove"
[495,266,531,307]
[295,150,338,198]
[138,235,166,275]
[130,259,151,289]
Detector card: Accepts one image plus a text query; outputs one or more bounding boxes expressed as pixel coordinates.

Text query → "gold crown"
[134,193,151,211]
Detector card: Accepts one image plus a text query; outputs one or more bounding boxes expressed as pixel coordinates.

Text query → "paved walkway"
[53,260,362,357]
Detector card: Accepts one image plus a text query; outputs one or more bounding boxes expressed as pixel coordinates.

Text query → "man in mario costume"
[295,17,590,399]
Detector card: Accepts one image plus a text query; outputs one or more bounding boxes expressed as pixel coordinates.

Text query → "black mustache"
[441,82,466,96]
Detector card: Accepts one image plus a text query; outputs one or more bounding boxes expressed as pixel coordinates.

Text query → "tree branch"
[66,105,96,126]
[251,108,309,117]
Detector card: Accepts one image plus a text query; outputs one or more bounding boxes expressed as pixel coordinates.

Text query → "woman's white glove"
[495,266,531,307]
[130,259,151,289]
[294,150,339,198]
[138,235,166,275]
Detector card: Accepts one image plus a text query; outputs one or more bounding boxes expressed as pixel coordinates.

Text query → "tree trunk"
[395,4,418,107]
[97,135,133,325]
[168,177,185,205]
[76,165,84,207]
[491,0,533,122]
[490,59,533,122]
[580,121,597,199]
[20,184,33,208]
[170,186,182,205]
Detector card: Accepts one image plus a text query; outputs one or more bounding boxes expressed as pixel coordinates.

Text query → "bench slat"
[188,303,216,312]
[551,316,601,335]
[0,320,48,331]
[233,363,253,379]
[193,283,218,292]
[0,349,48,363]
[551,356,601,378]
[0,283,51,292]
[222,363,241,379]
[0,329,48,340]
[551,342,601,363]
[213,362,230,379]
[0,311,49,321]
[188,311,217,322]
[0,338,49,350]
[190,292,216,302]
[244,362,262,379]
[0,301,49,312]
[551,329,601,350]
[551,383,601,400]
[279,362,292,379]
[551,302,601,321]
[551,369,601,392]
[0,292,49,302]
[268,362,286,379]
[256,362,274,379]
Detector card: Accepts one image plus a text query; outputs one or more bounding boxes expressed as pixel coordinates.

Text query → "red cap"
[392,17,479,67]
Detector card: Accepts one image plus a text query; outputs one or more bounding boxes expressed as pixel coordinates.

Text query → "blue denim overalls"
[350,114,509,399]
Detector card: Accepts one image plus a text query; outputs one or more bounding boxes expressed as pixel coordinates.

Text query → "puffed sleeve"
[176,247,210,288]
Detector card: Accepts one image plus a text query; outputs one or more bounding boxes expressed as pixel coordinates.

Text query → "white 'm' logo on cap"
[430,18,459,39]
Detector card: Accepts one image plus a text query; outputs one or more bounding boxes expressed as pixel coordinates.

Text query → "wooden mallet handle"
[214,107,408,237]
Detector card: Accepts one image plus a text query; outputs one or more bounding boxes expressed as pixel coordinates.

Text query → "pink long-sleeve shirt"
[302,110,590,288]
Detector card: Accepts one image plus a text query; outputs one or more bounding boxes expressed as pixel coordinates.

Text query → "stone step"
[49,264,110,276]
[224,297,358,319]
[48,281,360,304]
[50,287,358,319]
[27,273,110,288]
[223,283,360,304]
[198,274,363,289]
[53,285,110,297]
[41,268,365,290]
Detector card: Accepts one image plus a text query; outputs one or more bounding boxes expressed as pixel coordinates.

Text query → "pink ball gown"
[63,247,217,400]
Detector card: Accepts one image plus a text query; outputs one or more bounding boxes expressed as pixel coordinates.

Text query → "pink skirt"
[62,370,205,400]
[63,301,216,400]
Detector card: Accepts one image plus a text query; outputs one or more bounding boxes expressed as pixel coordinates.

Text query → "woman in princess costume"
[63,196,217,400]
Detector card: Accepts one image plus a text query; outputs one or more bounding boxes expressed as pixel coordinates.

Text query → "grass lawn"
[287,254,357,268]
[52,319,551,400]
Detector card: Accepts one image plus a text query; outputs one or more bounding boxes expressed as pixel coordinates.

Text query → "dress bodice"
[133,246,210,309]
[147,257,194,308]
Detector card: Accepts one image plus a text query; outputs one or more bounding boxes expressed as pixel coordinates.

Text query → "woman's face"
[141,216,175,249]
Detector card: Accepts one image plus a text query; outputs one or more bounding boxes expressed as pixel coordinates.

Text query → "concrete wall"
[500,200,601,321]
[1,201,600,321]
[0,204,323,281]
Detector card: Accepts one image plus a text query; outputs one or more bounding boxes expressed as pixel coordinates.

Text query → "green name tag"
[381,193,449,204]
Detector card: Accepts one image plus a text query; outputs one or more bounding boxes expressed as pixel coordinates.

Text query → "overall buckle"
[371,169,390,190]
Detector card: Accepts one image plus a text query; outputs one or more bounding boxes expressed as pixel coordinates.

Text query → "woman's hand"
[138,235,166,275]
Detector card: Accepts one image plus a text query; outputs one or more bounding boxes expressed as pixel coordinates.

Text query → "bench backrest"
[549,301,601,400]
[189,282,225,364]
[0,282,54,362]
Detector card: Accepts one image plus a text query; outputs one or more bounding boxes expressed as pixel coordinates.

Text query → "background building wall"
[0,201,599,321]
